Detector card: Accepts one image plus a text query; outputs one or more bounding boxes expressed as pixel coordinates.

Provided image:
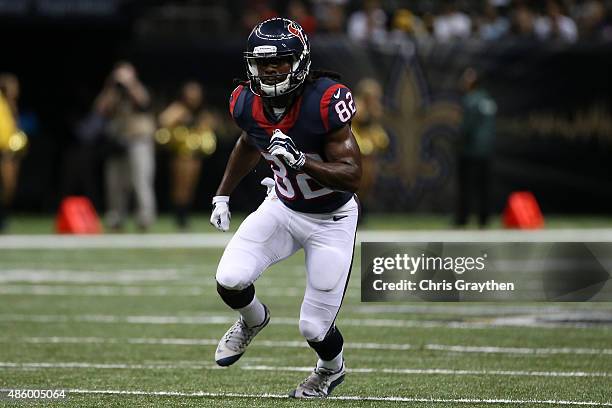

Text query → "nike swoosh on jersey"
[332,215,348,221]
[333,89,341,99]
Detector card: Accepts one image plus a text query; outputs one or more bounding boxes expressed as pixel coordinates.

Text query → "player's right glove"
[210,195,231,232]
[268,129,306,170]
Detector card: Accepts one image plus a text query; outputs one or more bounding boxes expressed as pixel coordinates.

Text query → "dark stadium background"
[1,2,612,406]
[2,0,612,216]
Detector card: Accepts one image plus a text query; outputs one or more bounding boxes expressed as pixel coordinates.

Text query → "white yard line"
[424,344,612,355]
[0,285,317,298]
[0,362,607,378]
[0,388,609,406]
[2,229,612,249]
[0,283,603,314]
[0,269,181,283]
[0,313,608,329]
[0,267,309,285]
[4,336,611,355]
[0,234,231,249]
[0,278,605,316]
[353,304,612,315]
[0,336,413,351]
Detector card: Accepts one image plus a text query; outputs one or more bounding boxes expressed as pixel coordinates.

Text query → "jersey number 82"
[262,152,334,200]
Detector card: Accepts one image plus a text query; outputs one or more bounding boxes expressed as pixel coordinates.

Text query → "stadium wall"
[6,33,612,214]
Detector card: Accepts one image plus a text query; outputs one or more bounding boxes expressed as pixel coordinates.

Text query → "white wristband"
[212,195,230,205]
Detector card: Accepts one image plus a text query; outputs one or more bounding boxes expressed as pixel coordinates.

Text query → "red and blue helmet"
[245,18,311,98]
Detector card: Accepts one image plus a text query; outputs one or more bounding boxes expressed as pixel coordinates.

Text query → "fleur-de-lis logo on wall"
[379,55,461,210]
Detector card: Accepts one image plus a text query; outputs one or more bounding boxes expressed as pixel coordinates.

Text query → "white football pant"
[216,190,358,342]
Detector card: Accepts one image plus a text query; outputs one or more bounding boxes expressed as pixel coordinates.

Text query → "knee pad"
[216,263,252,291]
[299,318,327,342]
[299,298,337,342]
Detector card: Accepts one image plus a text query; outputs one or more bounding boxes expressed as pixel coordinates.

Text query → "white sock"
[316,349,343,372]
[237,296,266,327]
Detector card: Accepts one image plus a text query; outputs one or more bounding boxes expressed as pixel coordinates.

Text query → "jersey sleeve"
[319,84,356,133]
[228,84,248,130]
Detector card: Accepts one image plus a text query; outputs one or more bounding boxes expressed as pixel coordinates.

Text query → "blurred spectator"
[534,0,578,43]
[0,73,28,232]
[157,81,217,230]
[575,0,612,40]
[352,78,389,210]
[433,3,472,42]
[347,0,388,44]
[390,8,431,41]
[312,0,348,34]
[511,1,537,38]
[241,0,278,33]
[324,3,347,33]
[422,12,436,37]
[95,62,156,231]
[455,68,496,228]
[478,3,510,41]
[287,0,317,35]
[490,0,511,6]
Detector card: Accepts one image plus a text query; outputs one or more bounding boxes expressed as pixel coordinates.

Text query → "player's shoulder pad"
[316,77,356,133]
[228,83,250,126]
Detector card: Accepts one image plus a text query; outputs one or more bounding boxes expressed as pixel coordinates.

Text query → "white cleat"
[214,305,270,367]
[289,360,346,398]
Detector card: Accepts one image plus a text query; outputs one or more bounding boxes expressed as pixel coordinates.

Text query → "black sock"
[216,282,255,309]
[307,326,344,361]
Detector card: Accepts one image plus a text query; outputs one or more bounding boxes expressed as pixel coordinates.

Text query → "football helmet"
[245,18,311,98]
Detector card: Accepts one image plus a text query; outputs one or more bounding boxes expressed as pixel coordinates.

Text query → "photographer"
[95,62,156,231]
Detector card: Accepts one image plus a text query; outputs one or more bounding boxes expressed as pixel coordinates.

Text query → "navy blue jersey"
[229,77,356,213]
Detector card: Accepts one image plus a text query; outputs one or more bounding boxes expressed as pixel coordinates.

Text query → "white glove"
[210,196,231,232]
[268,129,306,170]
[261,177,275,194]
[260,177,276,199]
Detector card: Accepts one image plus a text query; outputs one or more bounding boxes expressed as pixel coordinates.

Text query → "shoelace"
[300,368,333,396]
[223,320,256,351]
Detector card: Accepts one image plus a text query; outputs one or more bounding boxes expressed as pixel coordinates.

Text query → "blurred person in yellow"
[0,73,27,232]
[157,81,217,229]
[390,8,430,41]
[95,62,156,231]
[352,78,388,211]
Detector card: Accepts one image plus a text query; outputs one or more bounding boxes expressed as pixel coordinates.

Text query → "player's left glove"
[268,129,306,170]
[210,195,231,232]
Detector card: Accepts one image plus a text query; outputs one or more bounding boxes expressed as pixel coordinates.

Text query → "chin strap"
[260,76,292,97]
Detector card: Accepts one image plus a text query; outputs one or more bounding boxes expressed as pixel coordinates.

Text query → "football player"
[210,18,362,398]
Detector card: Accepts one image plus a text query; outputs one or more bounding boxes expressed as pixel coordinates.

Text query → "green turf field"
[5,213,612,234]
[0,238,610,407]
